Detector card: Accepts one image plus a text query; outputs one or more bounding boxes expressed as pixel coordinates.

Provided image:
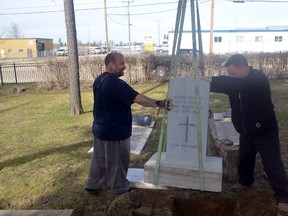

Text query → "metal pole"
[196,0,205,75]
[104,0,109,52]
[123,0,133,55]
[171,0,187,77]
[191,0,197,59]
[88,26,90,54]
[209,0,215,54]
[127,0,132,55]
[0,63,3,86]
[13,63,18,84]
[157,20,161,45]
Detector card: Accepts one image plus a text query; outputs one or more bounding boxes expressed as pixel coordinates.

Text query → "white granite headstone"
[144,77,223,192]
[166,77,210,163]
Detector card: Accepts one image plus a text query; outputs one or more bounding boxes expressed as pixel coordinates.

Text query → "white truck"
[157,39,169,53]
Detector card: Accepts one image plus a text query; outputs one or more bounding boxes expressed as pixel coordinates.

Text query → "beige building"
[0,38,53,59]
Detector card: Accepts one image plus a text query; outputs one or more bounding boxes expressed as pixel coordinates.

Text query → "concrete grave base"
[144,153,222,192]
[127,168,167,190]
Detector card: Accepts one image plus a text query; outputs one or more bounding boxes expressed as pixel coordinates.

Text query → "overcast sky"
[1,0,288,45]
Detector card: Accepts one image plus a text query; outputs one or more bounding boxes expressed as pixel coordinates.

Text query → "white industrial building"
[168,26,288,54]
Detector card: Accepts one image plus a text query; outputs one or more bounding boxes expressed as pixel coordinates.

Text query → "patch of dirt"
[173,197,236,216]
[104,182,277,216]
[105,149,278,216]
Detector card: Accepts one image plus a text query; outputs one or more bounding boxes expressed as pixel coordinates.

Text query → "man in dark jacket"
[205,54,288,215]
[85,52,172,195]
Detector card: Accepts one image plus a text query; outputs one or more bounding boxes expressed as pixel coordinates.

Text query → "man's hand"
[156,98,173,111]
[199,76,212,82]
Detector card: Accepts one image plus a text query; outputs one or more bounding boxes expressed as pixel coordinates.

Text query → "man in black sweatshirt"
[205,54,288,215]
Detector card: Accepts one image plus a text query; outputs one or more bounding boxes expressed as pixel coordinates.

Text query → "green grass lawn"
[0,82,168,214]
[0,80,287,215]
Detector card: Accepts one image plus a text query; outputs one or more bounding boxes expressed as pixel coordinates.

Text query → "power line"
[131,23,157,34]
[109,8,178,16]
[0,0,215,16]
[107,15,126,25]
[0,1,179,15]
[227,0,288,2]
[0,1,132,11]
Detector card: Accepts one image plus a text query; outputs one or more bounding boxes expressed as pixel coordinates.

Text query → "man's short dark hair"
[224,54,248,68]
[104,52,123,67]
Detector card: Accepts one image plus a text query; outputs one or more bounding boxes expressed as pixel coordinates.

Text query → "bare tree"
[7,22,24,38]
[0,27,6,38]
[58,37,64,46]
[63,0,84,115]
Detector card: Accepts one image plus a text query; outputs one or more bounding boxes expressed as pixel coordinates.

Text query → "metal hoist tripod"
[153,0,206,191]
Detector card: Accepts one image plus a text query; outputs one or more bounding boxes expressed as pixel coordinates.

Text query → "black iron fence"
[0,62,99,86]
[1,53,288,86]
[0,63,48,85]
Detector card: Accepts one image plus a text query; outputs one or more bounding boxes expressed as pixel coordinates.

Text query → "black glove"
[156,98,173,111]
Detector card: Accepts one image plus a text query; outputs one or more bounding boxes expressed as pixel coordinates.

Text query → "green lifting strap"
[153,0,206,191]
[191,0,205,191]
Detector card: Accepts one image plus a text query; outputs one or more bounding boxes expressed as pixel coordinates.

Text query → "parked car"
[56,47,68,56]
[90,47,101,54]
[100,47,107,54]
[90,47,107,54]
[109,48,119,53]
[157,45,169,53]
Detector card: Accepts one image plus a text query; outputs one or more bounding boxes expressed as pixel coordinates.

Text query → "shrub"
[79,56,103,82]
[38,59,69,90]
[36,52,288,91]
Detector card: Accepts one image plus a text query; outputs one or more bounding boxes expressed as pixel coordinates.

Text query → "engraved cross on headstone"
[179,116,195,143]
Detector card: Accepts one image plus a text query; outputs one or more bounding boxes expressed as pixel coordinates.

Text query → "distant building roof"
[169,26,288,33]
[266,25,288,30]
[0,38,52,40]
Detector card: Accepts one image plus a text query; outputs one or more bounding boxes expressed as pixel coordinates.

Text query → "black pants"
[238,133,288,203]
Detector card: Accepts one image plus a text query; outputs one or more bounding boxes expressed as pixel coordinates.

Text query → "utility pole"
[156,20,161,45]
[88,25,90,54]
[104,0,109,52]
[123,0,134,55]
[209,0,215,54]
[128,0,131,55]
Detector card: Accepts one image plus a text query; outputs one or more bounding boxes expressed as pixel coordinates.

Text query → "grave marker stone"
[166,77,210,162]
[144,77,223,192]
[88,116,154,155]
[209,113,240,180]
